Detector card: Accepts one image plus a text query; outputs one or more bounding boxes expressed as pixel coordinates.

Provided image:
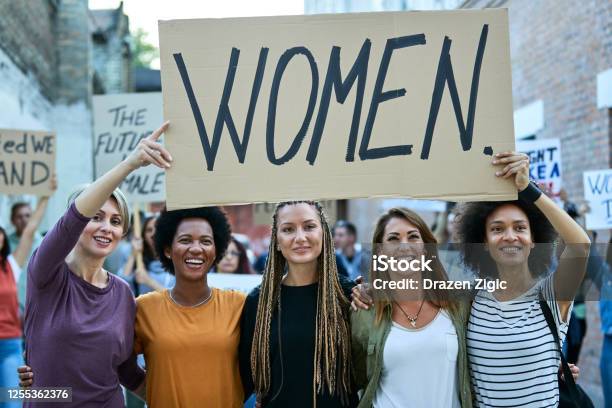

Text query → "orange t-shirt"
[135,288,246,408]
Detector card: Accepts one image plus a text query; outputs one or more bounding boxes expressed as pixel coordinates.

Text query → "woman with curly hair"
[132,206,246,407]
[455,151,590,407]
[239,201,357,407]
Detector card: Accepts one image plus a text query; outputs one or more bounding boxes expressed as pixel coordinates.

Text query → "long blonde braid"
[250,201,352,402]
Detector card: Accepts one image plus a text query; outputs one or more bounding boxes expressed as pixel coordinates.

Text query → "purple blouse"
[24,203,144,407]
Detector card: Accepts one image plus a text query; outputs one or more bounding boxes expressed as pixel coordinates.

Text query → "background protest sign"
[93,93,165,203]
[517,138,562,196]
[583,169,612,230]
[207,273,262,293]
[0,128,56,195]
[253,200,337,225]
[159,10,516,210]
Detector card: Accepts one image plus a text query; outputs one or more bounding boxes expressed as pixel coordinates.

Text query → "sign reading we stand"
[0,129,56,195]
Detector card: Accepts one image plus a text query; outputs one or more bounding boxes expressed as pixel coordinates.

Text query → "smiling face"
[484,204,534,267]
[164,218,216,281]
[76,198,124,259]
[382,217,426,262]
[217,240,240,273]
[276,203,323,269]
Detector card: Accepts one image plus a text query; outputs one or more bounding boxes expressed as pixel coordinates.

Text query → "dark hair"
[226,237,253,274]
[455,200,557,278]
[0,226,10,271]
[154,207,232,275]
[10,202,30,221]
[333,220,357,238]
[142,216,157,267]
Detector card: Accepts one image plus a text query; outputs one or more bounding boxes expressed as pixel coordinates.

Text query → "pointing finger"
[148,121,170,143]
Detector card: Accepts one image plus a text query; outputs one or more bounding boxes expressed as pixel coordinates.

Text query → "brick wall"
[462,0,612,198]
[56,0,91,104]
[461,0,611,402]
[0,0,57,100]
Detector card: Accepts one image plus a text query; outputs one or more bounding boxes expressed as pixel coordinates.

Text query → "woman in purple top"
[22,122,172,407]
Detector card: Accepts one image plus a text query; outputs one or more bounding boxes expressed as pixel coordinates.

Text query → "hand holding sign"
[493,151,530,191]
[124,121,172,172]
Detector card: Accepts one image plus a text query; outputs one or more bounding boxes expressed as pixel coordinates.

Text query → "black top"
[239,276,358,408]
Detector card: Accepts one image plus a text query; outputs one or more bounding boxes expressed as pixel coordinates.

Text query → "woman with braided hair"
[239,201,358,407]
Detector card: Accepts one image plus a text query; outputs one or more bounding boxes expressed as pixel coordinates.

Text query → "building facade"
[0,0,133,231]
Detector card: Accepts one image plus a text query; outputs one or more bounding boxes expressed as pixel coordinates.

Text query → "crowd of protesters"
[1,122,611,408]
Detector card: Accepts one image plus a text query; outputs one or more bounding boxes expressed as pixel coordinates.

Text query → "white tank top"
[373,310,461,408]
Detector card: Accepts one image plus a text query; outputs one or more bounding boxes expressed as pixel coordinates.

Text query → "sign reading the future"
[159,10,515,209]
[0,128,56,195]
[93,93,165,203]
[583,169,612,230]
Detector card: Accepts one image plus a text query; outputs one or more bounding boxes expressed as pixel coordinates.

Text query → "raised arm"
[12,175,55,268]
[75,121,170,217]
[494,151,590,318]
[28,122,171,289]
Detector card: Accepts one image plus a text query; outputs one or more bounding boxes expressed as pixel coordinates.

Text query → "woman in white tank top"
[351,207,472,408]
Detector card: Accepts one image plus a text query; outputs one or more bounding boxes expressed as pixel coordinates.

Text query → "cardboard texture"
[583,169,612,230]
[93,93,165,203]
[517,138,562,196]
[0,128,56,195]
[159,10,516,210]
[253,200,337,225]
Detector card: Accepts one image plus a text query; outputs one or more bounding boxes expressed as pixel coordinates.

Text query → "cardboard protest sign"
[380,198,446,213]
[253,200,337,225]
[583,169,612,230]
[93,93,165,203]
[0,129,56,195]
[207,273,262,293]
[517,138,562,196]
[159,10,516,209]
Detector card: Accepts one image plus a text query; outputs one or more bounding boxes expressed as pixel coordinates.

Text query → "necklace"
[169,288,213,308]
[394,299,426,328]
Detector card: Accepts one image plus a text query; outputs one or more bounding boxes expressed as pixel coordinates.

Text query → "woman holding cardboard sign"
[455,151,591,407]
[351,151,587,407]
[239,201,358,407]
[20,122,171,407]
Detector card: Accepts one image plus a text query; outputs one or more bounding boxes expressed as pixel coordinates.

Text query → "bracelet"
[518,181,542,203]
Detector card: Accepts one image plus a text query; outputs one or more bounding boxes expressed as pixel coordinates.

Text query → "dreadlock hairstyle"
[250,200,352,402]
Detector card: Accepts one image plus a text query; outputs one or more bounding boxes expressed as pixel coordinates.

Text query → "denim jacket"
[351,302,473,408]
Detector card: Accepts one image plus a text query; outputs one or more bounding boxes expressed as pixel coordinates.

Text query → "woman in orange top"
[133,206,246,407]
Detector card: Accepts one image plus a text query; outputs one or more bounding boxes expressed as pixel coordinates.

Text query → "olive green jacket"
[351,303,473,408]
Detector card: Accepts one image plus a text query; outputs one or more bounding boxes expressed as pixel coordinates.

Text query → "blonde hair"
[67,184,131,235]
[250,201,351,402]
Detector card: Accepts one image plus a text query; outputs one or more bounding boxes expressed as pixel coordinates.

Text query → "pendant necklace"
[394,299,426,328]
